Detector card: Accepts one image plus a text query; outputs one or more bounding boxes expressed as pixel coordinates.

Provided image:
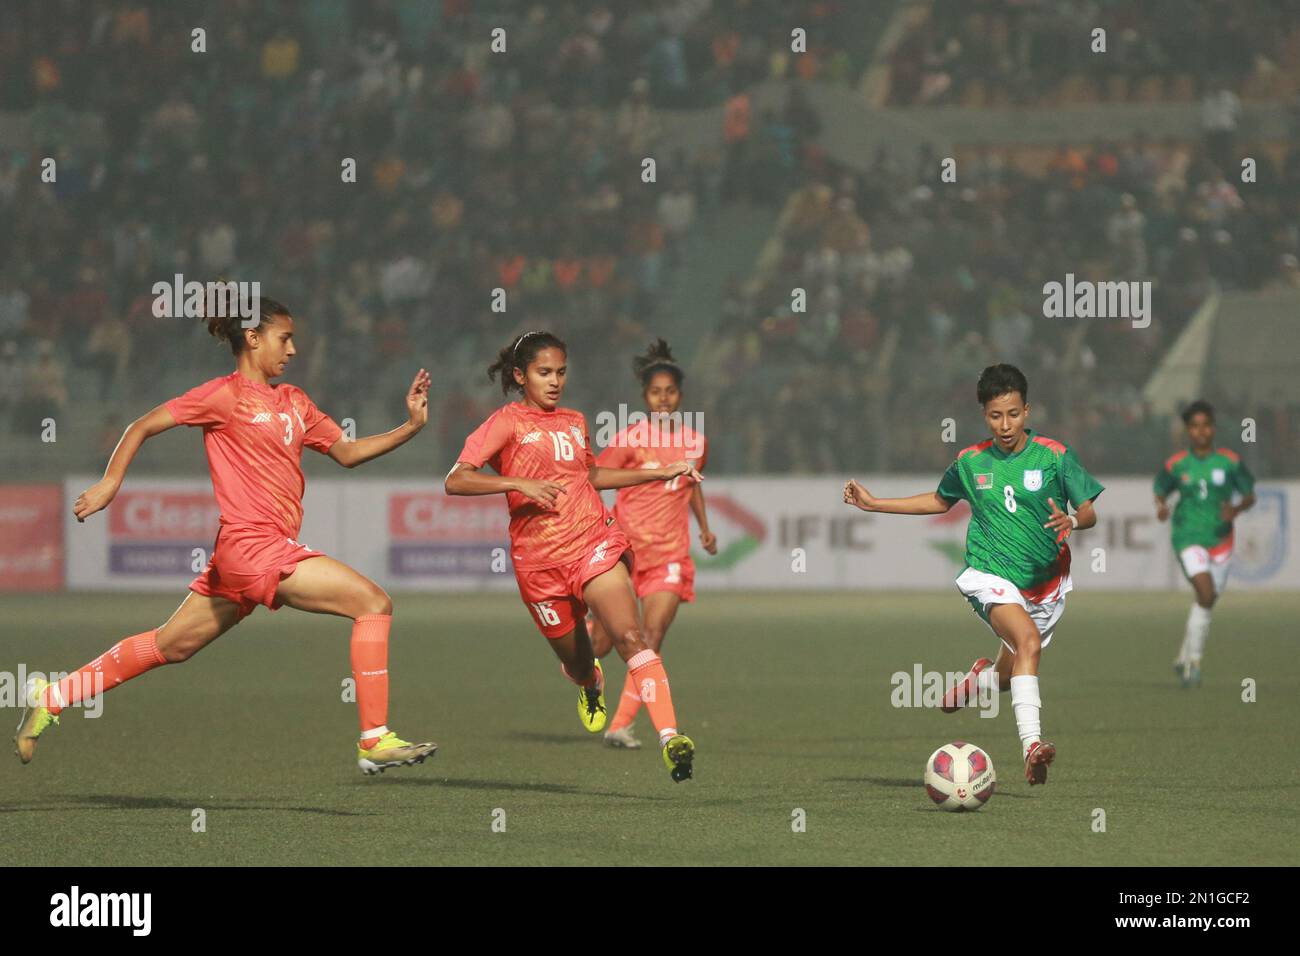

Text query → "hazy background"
[2,0,1298,487]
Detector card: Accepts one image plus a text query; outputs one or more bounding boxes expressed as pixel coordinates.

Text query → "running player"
[1153,400,1256,687]
[443,331,700,781]
[842,364,1104,785]
[587,339,716,750]
[14,298,437,775]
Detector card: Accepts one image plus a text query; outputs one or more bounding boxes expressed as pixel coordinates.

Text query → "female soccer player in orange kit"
[443,331,701,781]
[15,298,437,775]
[587,339,716,750]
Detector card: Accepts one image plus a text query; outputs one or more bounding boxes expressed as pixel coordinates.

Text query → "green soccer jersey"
[936,429,1105,590]
[1153,447,1254,552]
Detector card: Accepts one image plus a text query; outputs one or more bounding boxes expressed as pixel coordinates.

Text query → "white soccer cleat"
[603,726,641,749]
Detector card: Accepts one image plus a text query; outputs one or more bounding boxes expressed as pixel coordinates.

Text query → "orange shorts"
[188,525,323,620]
[515,526,633,638]
[632,557,695,602]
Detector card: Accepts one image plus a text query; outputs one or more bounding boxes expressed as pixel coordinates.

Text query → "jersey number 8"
[1003,485,1017,512]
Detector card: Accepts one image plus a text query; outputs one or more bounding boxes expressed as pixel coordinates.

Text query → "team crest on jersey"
[975,473,993,490]
[1023,469,1043,491]
[520,430,542,444]
[1212,468,1225,485]
[569,425,586,449]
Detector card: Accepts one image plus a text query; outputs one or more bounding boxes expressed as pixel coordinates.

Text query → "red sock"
[42,630,167,715]
[608,669,643,732]
[626,649,678,744]
[351,614,390,748]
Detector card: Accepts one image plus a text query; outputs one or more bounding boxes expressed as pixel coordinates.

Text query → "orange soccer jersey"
[456,402,611,570]
[165,372,343,537]
[596,421,706,570]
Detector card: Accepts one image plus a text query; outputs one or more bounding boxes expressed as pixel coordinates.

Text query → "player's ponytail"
[487,330,567,394]
[633,337,684,389]
[204,290,290,356]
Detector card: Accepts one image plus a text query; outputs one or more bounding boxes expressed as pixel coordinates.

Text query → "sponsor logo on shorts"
[589,540,609,564]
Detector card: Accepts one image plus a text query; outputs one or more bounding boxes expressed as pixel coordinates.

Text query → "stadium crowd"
[2,0,1297,478]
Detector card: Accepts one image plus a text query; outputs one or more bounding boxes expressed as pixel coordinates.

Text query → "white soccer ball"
[924,741,996,811]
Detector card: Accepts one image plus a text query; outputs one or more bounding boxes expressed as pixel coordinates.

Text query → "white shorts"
[955,566,1068,652]
[1179,544,1231,593]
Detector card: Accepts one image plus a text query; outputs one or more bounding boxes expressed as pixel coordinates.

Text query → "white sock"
[1009,675,1042,758]
[1184,604,1212,664]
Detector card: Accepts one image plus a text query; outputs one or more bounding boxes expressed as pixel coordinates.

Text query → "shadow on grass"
[0,794,372,817]
[504,732,596,746]
[833,776,1033,800]
[373,777,671,801]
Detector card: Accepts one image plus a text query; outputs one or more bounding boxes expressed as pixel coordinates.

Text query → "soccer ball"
[924,741,996,811]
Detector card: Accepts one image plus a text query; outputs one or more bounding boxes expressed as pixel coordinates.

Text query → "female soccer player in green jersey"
[842,364,1104,786]
[1153,400,1256,687]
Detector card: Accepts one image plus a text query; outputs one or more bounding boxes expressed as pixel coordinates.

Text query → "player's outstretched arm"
[444,462,567,510]
[689,480,717,554]
[1222,492,1256,521]
[73,404,180,523]
[589,459,702,490]
[328,369,428,468]
[842,479,952,515]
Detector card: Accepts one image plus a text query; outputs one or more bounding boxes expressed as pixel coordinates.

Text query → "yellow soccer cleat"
[14,677,59,765]
[662,734,695,783]
[577,659,607,733]
[357,730,437,776]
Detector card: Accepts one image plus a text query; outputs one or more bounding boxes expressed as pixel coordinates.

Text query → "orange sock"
[626,649,678,744]
[42,630,167,715]
[351,614,390,749]
[608,669,643,732]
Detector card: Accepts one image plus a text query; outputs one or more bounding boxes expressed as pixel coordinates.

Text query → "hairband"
[513,330,544,359]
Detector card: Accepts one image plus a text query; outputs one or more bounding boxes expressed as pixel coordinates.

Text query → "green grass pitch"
[3,590,1297,866]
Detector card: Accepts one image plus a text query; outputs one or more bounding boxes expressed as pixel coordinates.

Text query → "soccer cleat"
[603,725,641,749]
[662,734,695,782]
[1181,661,1202,689]
[577,659,606,733]
[1024,740,1056,786]
[357,731,437,775]
[942,658,996,713]
[14,677,59,765]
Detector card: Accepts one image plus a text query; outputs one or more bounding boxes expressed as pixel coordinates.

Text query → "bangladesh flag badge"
[975,473,993,490]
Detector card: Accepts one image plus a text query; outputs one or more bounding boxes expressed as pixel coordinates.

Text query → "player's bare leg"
[603,590,682,748]
[15,593,241,764]
[547,617,607,733]
[987,604,1054,785]
[584,563,693,780]
[587,611,614,659]
[1176,572,1217,687]
[275,556,436,773]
